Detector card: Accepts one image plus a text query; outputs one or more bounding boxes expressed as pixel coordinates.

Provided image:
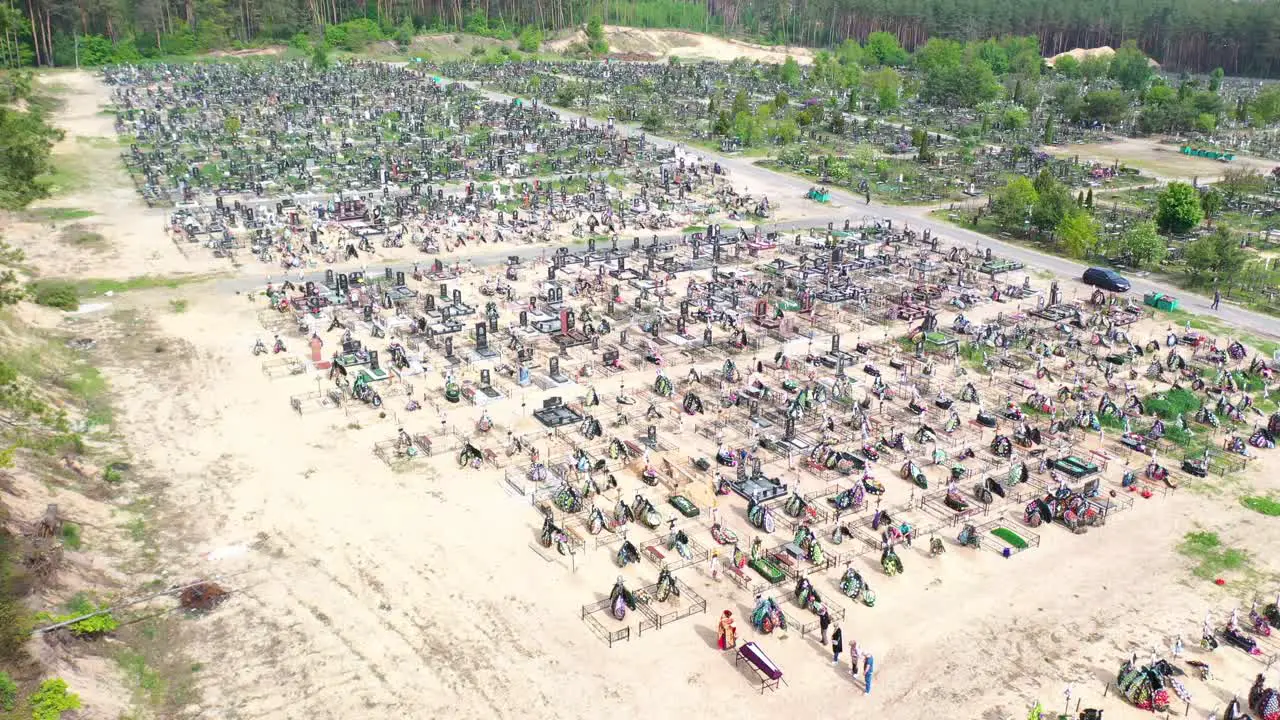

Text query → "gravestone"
[520,310,528,327]
[603,348,619,366]
[703,326,713,345]
[439,283,449,300]
[444,336,454,358]
[338,273,349,292]
[424,294,435,312]
[452,289,462,306]
[325,269,335,287]
[488,315,498,333]
[396,271,406,286]
[832,334,841,353]
[369,350,380,371]
[677,317,686,336]
[480,369,491,387]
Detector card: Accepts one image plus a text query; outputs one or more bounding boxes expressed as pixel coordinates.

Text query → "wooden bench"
[727,565,752,589]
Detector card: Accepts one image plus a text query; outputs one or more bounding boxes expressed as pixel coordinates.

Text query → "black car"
[1082,267,1131,292]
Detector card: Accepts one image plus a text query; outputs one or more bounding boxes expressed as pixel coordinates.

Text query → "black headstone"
[444,336,454,357]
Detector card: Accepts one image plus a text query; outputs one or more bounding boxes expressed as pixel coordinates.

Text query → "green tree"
[311,42,329,70]
[395,16,415,48]
[1109,40,1153,92]
[862,68,901,112]
[586,15,607,55]
[1199,187,1223,224]
[1053,55,1080,78]
[864,31,908,67]
[780,55,801,86]
[1079,55,1111,84]
[1118,220,1167,267]
[1043,115,1056,144]
[1057,208,1101,258]
[1155,182,1205,233]
[829,111,846,135]
[1031,178,1073,233]
[1209,67,1225,93]
[223,116,241,136]
[1078,89,1129,125]
[1183,234,1219,281]
[0,75,63,210]
[1249,86,1280,126]
[517,25,542,53]
[731,89,749,117]
[991,176,1038,231]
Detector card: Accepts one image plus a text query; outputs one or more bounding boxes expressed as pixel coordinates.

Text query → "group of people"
[715,608,877,694]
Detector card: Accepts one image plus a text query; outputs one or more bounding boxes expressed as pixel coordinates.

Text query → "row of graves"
[165,152,729,265]
[105,61,674,209]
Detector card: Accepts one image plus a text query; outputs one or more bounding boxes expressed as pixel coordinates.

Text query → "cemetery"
[18,50,1280,720]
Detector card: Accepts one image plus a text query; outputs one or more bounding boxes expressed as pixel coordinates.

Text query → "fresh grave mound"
[991,527,1028,549]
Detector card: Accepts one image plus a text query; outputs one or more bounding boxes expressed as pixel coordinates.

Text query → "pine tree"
[1085,188,1094,208]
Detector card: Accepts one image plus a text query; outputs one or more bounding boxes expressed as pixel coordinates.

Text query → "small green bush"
[29,281,79,311]
[0,670,17,711]
[1143,387,1201,420]
[59,524,81,551]
[29,678,81,720]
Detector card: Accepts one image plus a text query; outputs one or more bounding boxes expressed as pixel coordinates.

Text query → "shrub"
[59,524,81,551]
[517,25,542,53]
[29,678,81,720]
[29,281,78,311]
[0,670,16,711]
[1143,387,1201,419]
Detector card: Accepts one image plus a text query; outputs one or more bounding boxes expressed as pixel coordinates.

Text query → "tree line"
[1,0,1280,76]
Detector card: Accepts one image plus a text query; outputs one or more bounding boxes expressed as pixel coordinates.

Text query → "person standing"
[864,654,875,694]
[849,640,861,679]
[708,551,722,582]
[1213,288,1221,311]
[819,608,831,645]
[717,610,737,651]
[831,625,844,665]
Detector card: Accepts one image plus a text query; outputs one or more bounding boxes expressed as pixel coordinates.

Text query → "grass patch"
[168,299,188,313]
[1178,530,1249,580]
[1143,387,1202,420]
[59,523,82,551]
[1242,496,1280,517]
[28,280,79,311]
[123,517,147,543]
[116,648,165,705]
[58,224,106,250]
[72,274,217,298]
[21,207,95,222]
[957,342,991,374]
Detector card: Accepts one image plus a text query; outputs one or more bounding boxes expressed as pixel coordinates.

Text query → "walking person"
[864,654,875,694]
[831,626,844,665]
[708,551,722,582]
[1213,288,1221,311]
[819,608,831,645]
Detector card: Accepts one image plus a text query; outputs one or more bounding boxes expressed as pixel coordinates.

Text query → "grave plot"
[289,388,341,416]
[632,573,708,635]
[372,431,434,469]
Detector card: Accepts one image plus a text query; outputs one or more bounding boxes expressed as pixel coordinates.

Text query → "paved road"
[462,82,1279,340]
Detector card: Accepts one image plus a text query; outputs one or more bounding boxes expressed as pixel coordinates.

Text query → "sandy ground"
[72,269,1279,720]
[1044,139,1278,183]
[10,68,1280,720]
[547,26,814,64]
[1,72,223,281]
